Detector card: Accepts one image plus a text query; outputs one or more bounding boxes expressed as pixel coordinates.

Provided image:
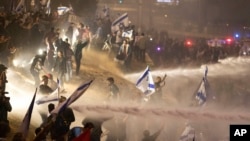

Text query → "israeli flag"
[36,79,60,105]
[57,6,70,15]
[36,90,59,105]
[195,66,208,106]
[179,125,195,141]
[19,88,37,138]
[51,80,93,115]
[111,13,129,33]
[136,66,155,96]
[122,30,133,39]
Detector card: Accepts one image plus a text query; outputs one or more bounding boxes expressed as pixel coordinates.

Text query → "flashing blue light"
[235,34,239,38]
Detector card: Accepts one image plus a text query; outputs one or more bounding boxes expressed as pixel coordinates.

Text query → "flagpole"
[57,78,60,105]
[19,88,38,138]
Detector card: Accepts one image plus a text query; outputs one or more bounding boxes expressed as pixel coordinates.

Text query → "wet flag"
[194,66,215,106]
[36,78,60,105]
[136,66,155,97]
[51,80,94,115]
[19,88,37,138]
[196,78,207,106]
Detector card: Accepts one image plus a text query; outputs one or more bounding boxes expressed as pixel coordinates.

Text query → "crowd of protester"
[0,3,239,141]
[104,27,242,69]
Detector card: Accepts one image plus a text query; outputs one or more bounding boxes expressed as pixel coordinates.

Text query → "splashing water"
[5,56,250,141]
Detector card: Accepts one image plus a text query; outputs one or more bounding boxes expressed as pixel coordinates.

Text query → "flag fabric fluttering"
[111,13,129,33]
[136,66,155,97]
[179,125,195,141]
[51,80,93,115]
[57,6,71,16]
[19,88,37,138]
[36,78,60,105]
[195,66,208,106]
[35,90,59,105]
[15,0,25,12]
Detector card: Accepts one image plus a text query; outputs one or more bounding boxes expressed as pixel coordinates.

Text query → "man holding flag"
[136,66,155,102]
[195,66,209,106]
[50,96,75,140]
[34,80,94,140]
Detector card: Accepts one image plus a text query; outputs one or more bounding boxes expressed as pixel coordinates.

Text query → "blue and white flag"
[35,91,59,105]
[179,125,195,141]
[57,6,70,16]
[36,78,60,105]
[136,66,155,96]
[111,13,129,33]
[15,0,25,12]
[195,66,208,106]
[51,80,93,115]
[122,30,133,39]
[19,88,37,138]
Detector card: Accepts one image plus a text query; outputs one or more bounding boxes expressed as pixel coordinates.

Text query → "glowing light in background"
[157,46,161,51]
[235,33,239,38]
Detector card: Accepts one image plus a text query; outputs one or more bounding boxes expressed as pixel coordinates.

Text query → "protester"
[47,73,58,91]
[0,64,7,94]
[44,27,57,70]
[142,125,164,141]
[152,74,167,102]
[106,77,120,102]
[137,33,147,62]
[71,122,94,141]
[0,64,11,134]
[82,115,113,141]
[64,38,74,82]
[30,51,47,87]
[52,50,66,92]
[34,127,46,141]
[74,39,88,76]
[39,75,53,95]
[52,96,75,141]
